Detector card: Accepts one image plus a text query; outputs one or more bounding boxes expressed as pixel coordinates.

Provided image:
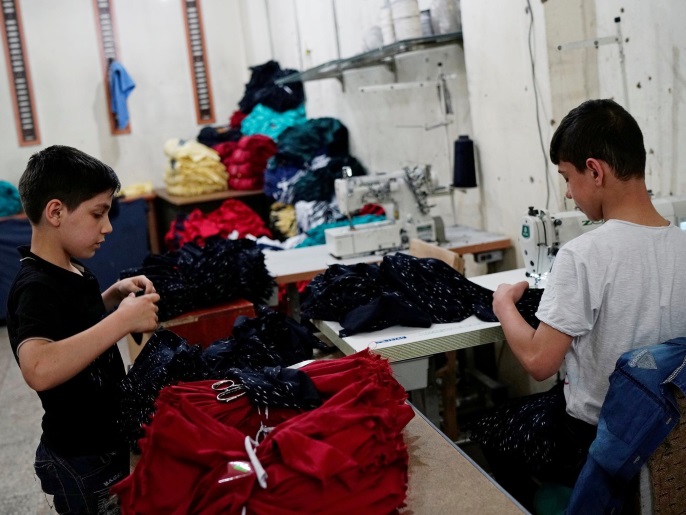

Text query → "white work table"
[313,268,537,363]
[264,224,511,285]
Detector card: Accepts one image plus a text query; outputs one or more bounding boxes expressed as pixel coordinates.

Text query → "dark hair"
[18,145,120,223]
[549,99,646,180]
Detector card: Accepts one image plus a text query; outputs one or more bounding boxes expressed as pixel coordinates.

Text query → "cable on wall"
[182,0,215,124]
[93,0,131,135]
[0,0,40,146]
[525,0,552,210]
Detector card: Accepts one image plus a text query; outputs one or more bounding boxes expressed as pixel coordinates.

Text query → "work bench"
[264,225,512,319]
[264,224,512,285]
[313,269,534,441]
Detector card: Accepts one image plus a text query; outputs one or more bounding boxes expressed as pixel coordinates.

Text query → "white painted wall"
[3,0,686,249]
[0,0,249,189]
[236,0,686,268]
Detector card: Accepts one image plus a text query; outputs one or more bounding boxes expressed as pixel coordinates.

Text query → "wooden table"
[264,225,511,285]
[154,187,265,206]
[403,407,526,514]
[313,269,535,441]
[313,269,531,362]
[128,403,526,513]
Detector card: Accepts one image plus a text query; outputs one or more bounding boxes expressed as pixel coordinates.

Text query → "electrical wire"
[525,0,552,210]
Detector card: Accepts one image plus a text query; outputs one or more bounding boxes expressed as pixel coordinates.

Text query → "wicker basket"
[645,390,686,514]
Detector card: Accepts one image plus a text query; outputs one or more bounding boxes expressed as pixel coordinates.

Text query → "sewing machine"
[324,166,443,258]
[520,195,686,285]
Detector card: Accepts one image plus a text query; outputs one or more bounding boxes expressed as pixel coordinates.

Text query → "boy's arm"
[17,291,160,391]
[493,281,572,381]
[102,275,156,311]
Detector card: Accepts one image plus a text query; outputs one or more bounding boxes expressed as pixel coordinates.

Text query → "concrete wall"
[0,0,250,189]
[2,0,686,256]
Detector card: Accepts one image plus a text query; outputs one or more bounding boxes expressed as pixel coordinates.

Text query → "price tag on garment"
[217,461,255,484]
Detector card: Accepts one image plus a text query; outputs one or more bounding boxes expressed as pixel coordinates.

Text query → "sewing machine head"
[520,195,686,286]
[325,165,441,258]
[519,207,600,286]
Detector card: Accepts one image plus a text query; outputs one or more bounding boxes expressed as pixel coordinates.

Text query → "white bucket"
[379,5,396,45]
[391,0,422,41]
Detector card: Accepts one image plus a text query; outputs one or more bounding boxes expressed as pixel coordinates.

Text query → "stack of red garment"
[112,350,414,514]
[164,198,272,251]
[213,135,277,191]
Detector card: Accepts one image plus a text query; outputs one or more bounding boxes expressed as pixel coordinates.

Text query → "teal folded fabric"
[295,214,386,248]
[241,103,307,140]
[0,180,22,216]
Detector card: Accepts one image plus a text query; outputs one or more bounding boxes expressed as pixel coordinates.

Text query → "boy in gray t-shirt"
[479,99,686,508]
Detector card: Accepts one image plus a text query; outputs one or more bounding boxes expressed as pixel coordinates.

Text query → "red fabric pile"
[230,110,248,130]
[112,350,414,514]
[213,135,277,191]
[164,199,272,251]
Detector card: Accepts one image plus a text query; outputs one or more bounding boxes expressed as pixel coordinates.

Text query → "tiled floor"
[0,325,53,514]
[0,326,132,514]
[0,323,491,513]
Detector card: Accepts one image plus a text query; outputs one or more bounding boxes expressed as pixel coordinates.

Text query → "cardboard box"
[126,299,255,362]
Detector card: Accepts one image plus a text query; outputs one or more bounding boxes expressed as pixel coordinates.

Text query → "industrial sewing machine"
[324,165,444,258]
[520,195,686,285]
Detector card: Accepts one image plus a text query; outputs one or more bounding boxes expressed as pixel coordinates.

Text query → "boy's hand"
[492,281,529,319]
[118,290,161,333]
[116,275,156,300]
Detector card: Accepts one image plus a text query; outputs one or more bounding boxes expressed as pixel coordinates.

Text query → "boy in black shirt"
[6,145,160,513]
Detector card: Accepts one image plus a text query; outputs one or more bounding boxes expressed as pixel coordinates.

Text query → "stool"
[127,299,255,361]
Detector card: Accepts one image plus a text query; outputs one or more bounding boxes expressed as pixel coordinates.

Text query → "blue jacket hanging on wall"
[108,60,135,130]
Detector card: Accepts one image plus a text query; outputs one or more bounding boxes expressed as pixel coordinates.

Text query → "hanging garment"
[108,60,135,129]
[567,338,686,514]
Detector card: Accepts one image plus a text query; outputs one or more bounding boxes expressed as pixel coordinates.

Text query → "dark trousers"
[34,441,129,514]
[470,382,597,511]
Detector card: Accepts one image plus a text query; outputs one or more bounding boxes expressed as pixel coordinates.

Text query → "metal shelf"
[275,31,463,85]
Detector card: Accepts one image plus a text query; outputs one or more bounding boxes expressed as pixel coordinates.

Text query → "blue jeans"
[34,441,129,514]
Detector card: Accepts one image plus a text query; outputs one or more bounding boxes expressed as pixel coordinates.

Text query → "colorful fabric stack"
[221,135,278,191]
[164,199,271,252]
[241,103,307,141]
[112,350,413,515]
[163,139,228,196]
[0,180,22,217]
[121,237,275,322]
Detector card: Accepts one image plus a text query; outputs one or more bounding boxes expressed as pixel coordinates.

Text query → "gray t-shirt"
[536,219,686,425]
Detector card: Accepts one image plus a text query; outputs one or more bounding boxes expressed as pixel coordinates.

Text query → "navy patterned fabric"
[301,254,544,336]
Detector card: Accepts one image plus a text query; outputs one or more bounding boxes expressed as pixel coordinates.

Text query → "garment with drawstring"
[112,350,413,514]
[118,306,331,451]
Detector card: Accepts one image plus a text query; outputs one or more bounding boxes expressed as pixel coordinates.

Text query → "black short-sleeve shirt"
[6,246,126,455]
